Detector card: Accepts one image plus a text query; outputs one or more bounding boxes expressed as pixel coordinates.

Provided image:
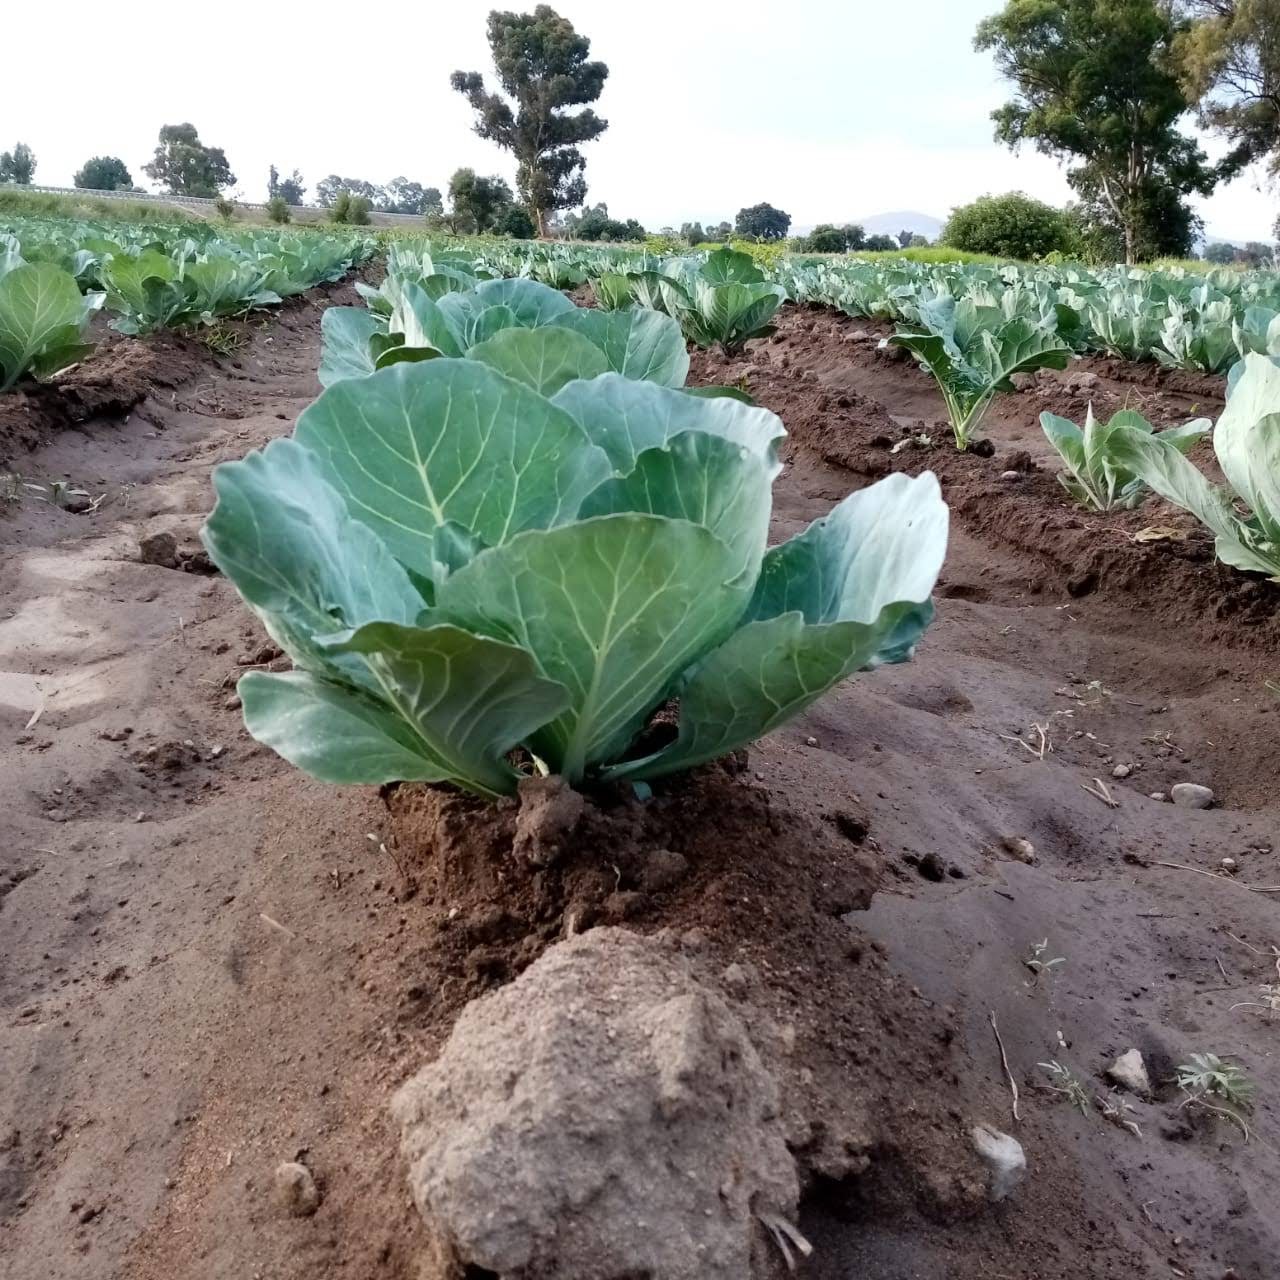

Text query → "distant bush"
[797,223,866,254]
[941,192,1071,261]
[864,233,898,251]
[213,195,237,221]
[496,204,536,239]
[266,195,291,224]
[576,207,645,242]
[330,190,371,225]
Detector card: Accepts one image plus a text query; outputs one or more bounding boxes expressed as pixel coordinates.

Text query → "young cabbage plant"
[321,276,691,390]
[659,249,786,353]
[0,255,102,394]
[202,360,948,798]
[1111,354,1280,577]
[1040,407,1209,512]
[887,299,1071,450]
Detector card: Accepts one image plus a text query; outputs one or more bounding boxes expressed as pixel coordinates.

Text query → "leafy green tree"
[451,6,608,237]
[1070,167,1204,259]
[0,143,36,185]
[909,233,930,247]
[1204,240,1238,262]
[1174,1,1280,180]
[802,225,846,253]
[143,123,235,196]
[496,204,537,238]
[976,0,1217,264]
[576,204,645,240]
[74,155,132,191]
[316,175,383,208]
[421,186,444,218]
[383,177,437,215]
[864,233,898,251]
[448,168,514,233]
[941,192,1073,259]
[266,195,291,224]
[681,221,707,245]
[897,229,914,248]
[707,220,733,242]
[268,165,306,205]
[734,202,791,241]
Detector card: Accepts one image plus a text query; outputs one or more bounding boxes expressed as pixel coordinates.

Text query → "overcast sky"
[3,0,1275,241]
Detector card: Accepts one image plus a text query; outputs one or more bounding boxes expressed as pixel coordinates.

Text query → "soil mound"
[393,927,798,1280]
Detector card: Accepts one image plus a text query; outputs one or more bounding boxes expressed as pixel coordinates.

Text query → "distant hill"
[856,211,945,241]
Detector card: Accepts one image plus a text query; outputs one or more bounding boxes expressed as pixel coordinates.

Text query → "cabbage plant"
[0,246,102,393]
[321,276,690,391]
[202,360,948,797]
[658,249,786,352]
[887,297,1071,449]
[1040,408,1209,511]
[1111,354,1280,577]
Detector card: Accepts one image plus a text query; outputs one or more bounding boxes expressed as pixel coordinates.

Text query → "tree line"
[2,2,1276,259]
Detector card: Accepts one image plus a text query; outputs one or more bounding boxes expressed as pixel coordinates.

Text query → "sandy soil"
[1,297,1277,1280]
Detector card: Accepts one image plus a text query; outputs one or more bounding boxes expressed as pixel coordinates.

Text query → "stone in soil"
[1106,1048,1152,1096]
[1170,783,1214,809]
[271,1161,320,1217]
[392,927,797,1280]
[970,1124,1026,1202]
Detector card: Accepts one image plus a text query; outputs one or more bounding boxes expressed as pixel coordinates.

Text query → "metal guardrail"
[15,184,425,225]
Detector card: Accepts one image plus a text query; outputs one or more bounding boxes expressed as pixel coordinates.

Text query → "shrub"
[330,190,369,224]
[213,195,236,221]
[266,195,291,224]
[497,204,537,239]
[941,192,1071,261]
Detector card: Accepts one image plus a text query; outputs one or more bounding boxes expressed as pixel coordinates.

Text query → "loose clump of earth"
[393,927,798,1280]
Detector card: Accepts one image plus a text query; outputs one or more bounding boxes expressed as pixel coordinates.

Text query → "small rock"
[1149,791,1167,802]
[512,776,585,868]
[271,1161,320,1217]
[1221,857,1238,874]
[917,852,947,882]
[224,695,242,711]
[1112,763,1131,779]
[999,835,1036,864]
[139,531,180,570]
[970,1124,1026,1201]
[805,735,818,748]
[847,329,871,343]
[1106,1048,1151,1096]
[1171,782,1214,810]
[1009,371,1038,391]
[641,849,688,894]
[1064,371,1100,391]
[1000,470,1021,482]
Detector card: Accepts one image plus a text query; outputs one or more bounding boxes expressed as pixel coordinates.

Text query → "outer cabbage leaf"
[552,372,786,475]
[241,623,569,797]
[606,472,948,781]
[201,436,425,682]
[550,307,689,386]
[468,326,608,396]
[577,432,771,584]
[434,514,750,782]
[0,263,100,393]
[319,307,384,386]
[295,360,612,577]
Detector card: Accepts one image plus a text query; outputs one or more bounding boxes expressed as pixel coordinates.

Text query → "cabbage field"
[0,214,373,389]
[2,219,1279,1280]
